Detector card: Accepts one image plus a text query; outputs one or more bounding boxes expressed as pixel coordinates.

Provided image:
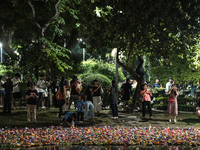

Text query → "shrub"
[153,96,198,111]
[79,73,111,106]
[82,59,125,82]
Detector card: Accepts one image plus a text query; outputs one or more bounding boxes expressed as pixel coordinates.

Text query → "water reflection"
[16,146,200,150]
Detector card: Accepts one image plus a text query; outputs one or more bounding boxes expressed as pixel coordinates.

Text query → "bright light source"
[14,51,19,56]
[0,43,2,47]
[79,38,82,42]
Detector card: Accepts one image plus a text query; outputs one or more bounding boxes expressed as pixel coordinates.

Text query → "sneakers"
[174,119,177,123]
[169,119,171,122]
[114,117,118,119]
[42,106,46,109]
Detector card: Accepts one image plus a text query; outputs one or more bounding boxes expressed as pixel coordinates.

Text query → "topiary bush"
[79,73,111,106]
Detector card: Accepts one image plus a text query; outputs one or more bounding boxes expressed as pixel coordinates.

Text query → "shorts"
[13,92,22,99]
[70,95,79,105]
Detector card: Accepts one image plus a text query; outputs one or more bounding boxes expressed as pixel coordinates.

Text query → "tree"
[0,0,83,78]
[79,0,200,112]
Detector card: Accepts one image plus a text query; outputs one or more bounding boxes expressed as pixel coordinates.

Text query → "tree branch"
[28,1,42,30]
[42,0,61,33]
[126,41,134,66]
[116,48,139,81]
[0,26,15,55]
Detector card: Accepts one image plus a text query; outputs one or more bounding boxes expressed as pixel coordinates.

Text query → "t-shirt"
[37,79,46,93]
[85,89,93,101]
[132,82,137,89]
[26,89,38,105]
[70,80,81,95]
[153,83,161,89]
[57,89,65,100]
[140,90,151,101]
[11,78,21,93]
[93,86,101,96]
[77,100,85,112]
[166,82,172,93]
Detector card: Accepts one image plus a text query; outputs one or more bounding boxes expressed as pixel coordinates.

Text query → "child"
[63,112,76,127]
[77,95,85,123]
[26,83,38,123]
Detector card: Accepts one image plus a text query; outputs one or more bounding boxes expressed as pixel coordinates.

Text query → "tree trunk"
[117,49,144,113]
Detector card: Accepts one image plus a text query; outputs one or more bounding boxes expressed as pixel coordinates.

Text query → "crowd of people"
[1,72,200,127]
[0,73,111,127]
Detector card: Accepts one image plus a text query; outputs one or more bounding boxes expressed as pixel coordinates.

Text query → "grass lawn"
[0,107,199,128]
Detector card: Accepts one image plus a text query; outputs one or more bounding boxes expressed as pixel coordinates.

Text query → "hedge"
[153,104,196,112]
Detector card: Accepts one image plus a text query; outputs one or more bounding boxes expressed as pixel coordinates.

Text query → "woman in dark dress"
[122,78,132,111]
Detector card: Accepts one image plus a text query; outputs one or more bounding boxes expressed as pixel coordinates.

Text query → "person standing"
[140,84,152,119]
[187,81,196,97]
[84,85,94,120]
[153,79,161,89]
[77,95,85,123]
[2,74,13,113]
[56,77,67,121]
[167,85,179,123]
[132,80,137,89]
[69,75,81,109]
[0,76,5,107]
[36,74,47,110]
[12,73,22,109]
[165,77,173,94]
[26,83,38,123]
[122,78,132,111]
[41,78,50,109]
[107,80,118,119]
[93,79,103,116]
[51,76,60,108]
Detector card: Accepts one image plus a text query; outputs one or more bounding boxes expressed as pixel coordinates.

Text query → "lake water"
[7,146,198,150]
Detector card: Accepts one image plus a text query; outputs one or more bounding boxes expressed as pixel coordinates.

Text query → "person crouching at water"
[63,112,76,127]
[140,84,152,119]
[167,85,179,123]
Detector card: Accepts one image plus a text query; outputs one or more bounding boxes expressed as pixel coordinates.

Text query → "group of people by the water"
[1,72,200,127]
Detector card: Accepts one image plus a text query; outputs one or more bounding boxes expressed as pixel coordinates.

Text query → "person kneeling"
[63,112,76,127]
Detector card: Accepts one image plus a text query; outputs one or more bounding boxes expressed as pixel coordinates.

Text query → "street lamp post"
[79,39,85,63]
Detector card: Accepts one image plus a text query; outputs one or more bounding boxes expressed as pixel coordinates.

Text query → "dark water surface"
[1,146,199,150]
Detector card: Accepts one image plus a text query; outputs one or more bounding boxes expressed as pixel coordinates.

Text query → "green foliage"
[154,96,198,105]
[153,104,196,112]
[82,59,125,81]
[79,73,111,106]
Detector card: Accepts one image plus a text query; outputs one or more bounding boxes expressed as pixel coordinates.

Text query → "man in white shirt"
[166,77,173,94]
[12,73,22,109]
[36,74,48,110]
[132,80,137,89]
